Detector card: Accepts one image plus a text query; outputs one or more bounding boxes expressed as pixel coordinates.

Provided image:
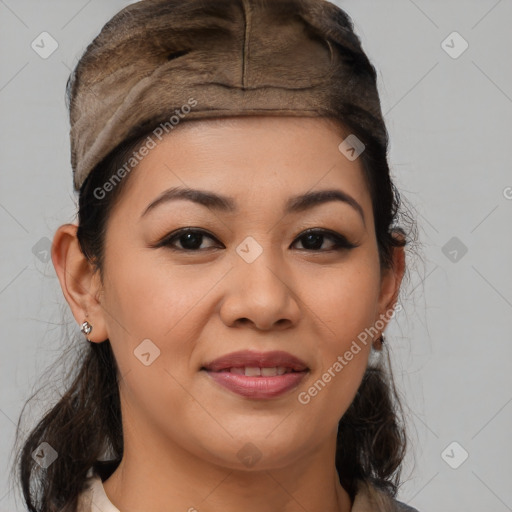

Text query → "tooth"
[261,367,278,376]
[276,367,286,375]
[230,367,245,375]
[244,367,261,376]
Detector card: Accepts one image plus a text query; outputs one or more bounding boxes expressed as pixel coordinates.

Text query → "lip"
[202,350,309,399]
[203,350,308,372]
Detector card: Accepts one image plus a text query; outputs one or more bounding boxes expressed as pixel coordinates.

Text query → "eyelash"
[156,228,358,253]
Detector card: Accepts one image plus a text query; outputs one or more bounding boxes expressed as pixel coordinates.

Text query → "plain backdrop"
[1,1,511,511]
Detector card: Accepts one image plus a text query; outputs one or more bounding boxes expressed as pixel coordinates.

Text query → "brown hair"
[12,1,418,510]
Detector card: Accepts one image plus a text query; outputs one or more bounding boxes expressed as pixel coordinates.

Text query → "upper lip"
[202,350,309,372]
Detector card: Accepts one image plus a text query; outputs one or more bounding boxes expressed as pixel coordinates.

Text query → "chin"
[196,433,312,472]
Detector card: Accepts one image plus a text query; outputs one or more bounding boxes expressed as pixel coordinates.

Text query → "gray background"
[1,1,511,511]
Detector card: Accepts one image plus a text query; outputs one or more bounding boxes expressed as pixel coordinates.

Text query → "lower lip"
[204,370,307,399]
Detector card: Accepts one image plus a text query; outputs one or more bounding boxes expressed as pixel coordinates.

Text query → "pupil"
[181,232,202,249]
[303,234,322,250]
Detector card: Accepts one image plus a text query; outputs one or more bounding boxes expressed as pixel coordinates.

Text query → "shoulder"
[76,476,94,512]
[352,479,420,512]
[393,500,420,512]
[76,472,121,512]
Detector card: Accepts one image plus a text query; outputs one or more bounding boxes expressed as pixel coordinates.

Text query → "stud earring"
[80,320,93,341]
[373,334,385,350]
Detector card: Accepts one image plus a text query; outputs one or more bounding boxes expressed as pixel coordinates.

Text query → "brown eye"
[292,229,357,251]
[158,229,221,251]
[156,227,357,253]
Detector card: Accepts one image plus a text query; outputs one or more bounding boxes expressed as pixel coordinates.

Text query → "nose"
[219,245,302,331]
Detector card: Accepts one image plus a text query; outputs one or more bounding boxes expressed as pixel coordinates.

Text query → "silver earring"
[81,320,93,340]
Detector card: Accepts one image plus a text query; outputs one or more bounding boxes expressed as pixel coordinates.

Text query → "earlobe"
[51,223,108,343]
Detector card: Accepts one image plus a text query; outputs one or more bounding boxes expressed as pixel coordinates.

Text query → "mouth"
[202,349,308,372]
[201,350,309,399]
[211,366,299,376]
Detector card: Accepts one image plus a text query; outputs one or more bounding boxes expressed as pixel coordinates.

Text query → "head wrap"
[68,0,385,191]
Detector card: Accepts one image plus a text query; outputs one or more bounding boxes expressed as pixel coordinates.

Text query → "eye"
[291,228,357,251]
[158,228,220,251]
[157,227,357,253]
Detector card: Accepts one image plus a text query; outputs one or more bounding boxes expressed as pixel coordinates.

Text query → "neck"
[102,432,353,512]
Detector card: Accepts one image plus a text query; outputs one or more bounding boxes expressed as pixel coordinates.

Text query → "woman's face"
[82,116,402,471]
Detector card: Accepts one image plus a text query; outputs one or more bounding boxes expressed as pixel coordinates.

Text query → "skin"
[52,116,405,512]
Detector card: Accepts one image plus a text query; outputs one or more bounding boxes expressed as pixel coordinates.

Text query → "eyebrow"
[141,186,365,224]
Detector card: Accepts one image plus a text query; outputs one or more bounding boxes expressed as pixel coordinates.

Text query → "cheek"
[307,253,381,345]
[102,248,226,364]
[298,254,380,409]
[100,252,220,421]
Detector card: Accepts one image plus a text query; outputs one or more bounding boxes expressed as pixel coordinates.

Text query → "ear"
[376,231,406,334]
[51,223,109,343]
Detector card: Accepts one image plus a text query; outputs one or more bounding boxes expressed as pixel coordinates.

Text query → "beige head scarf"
[67,0,385,191]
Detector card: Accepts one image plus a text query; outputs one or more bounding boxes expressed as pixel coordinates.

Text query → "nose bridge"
[220,233,300,329]
[235,233,288,299]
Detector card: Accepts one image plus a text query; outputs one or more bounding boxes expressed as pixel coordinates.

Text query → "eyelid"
[155,227,358,252]
[294,227,358,249]
[154,227,220,248]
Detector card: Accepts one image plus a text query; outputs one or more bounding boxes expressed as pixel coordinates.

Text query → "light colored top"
[78,474,120,512]
[77,473,419,512]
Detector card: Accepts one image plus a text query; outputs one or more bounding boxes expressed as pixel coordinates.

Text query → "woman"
[14,0,419,510]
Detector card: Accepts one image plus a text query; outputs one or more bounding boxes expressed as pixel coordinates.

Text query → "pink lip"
[202,350,309,399]
[203,350,308,372]
[206,371,307,399]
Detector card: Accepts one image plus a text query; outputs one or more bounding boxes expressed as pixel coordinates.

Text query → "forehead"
[113,116,372,220]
